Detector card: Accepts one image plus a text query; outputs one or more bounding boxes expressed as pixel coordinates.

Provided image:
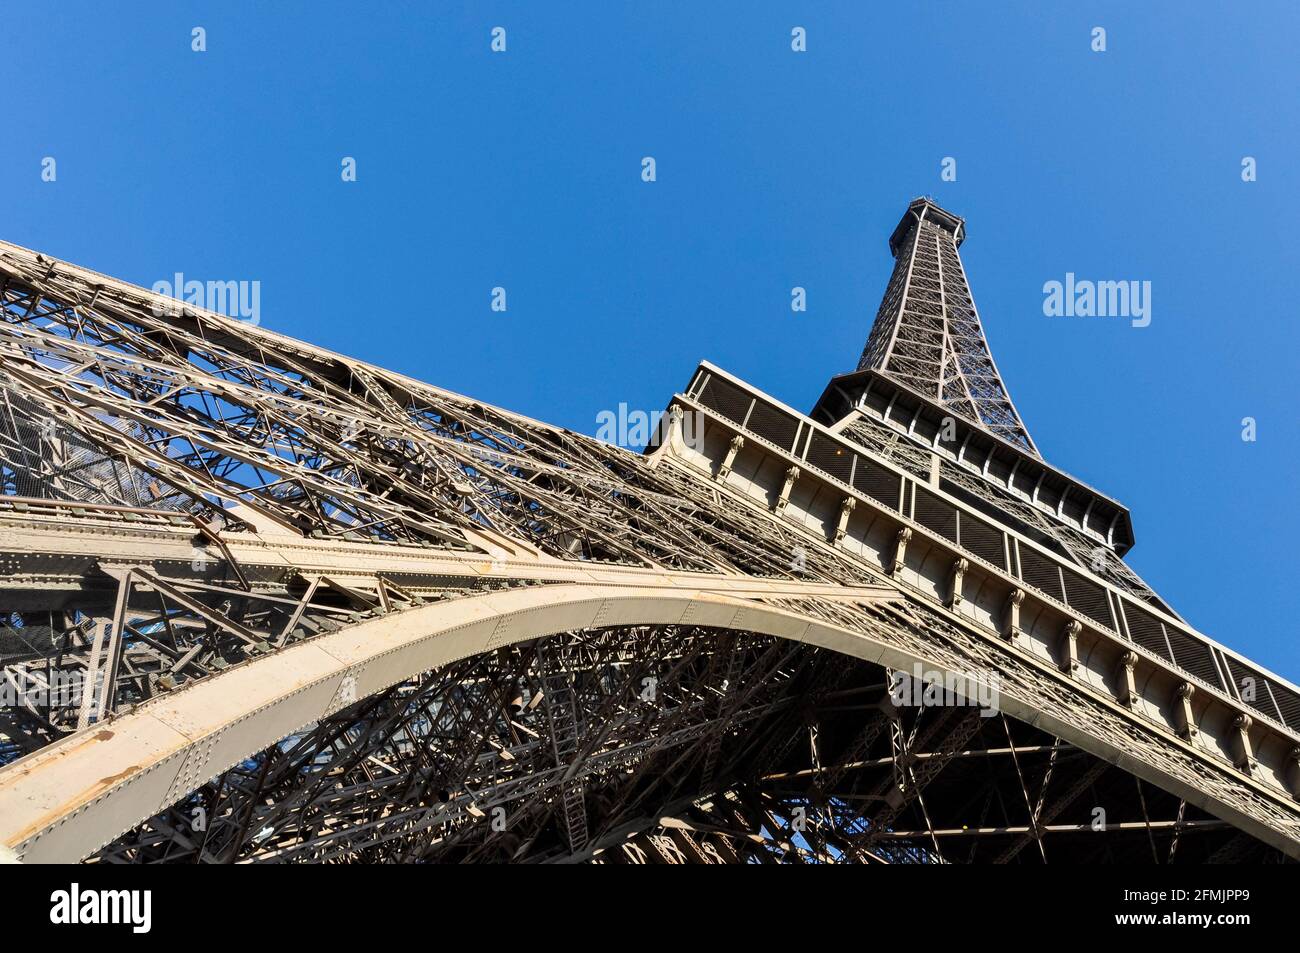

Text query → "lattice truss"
[0,246,1291,863]
[0,257,858,572]
[88,617,1283,865]
[0,251,874,750]
[857,205,1037,453]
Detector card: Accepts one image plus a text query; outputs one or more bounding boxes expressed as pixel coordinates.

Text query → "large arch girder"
[1,211,1297,864]
[2,573,1297,864]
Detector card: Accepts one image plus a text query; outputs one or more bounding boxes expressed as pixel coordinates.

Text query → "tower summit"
[856,198,1037,454]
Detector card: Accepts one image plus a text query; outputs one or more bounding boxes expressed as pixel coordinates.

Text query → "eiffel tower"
[0,198,1296,864]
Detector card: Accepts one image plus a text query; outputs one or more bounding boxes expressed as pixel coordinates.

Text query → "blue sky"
[2,2,1297,678]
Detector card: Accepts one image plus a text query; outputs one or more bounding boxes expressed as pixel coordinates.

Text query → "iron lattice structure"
[1,200,1298,864]
[857,198,1037,453]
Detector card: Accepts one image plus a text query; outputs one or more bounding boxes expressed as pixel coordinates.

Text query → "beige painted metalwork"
[4,572,1299,863]
[0,576,897,862]
[3,198,1297,864]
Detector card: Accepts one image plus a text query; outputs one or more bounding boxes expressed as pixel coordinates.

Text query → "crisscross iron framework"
[857,198,1037,453]
[1,201,1297,865]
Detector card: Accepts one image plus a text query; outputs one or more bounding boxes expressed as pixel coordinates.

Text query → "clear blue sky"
[2,2,1296,678]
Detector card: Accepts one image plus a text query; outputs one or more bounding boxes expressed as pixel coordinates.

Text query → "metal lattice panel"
[0,200,1297,865]
[857,199,1037,453]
